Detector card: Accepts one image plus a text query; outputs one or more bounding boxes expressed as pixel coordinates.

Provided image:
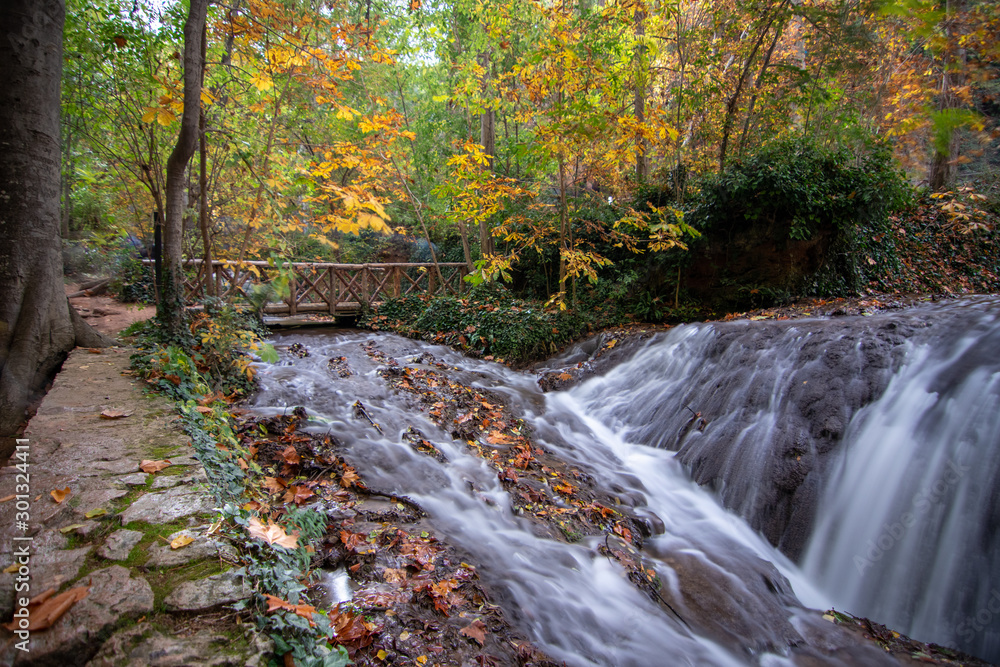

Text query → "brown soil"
[66,281,155,337]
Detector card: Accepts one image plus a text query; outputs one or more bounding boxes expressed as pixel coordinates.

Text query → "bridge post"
[287,271,297,316]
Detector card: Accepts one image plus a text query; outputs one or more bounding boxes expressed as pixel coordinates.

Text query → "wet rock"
[96,529,144,561]
[87,622,273,667]
[18,565,153,667]
[119,485,216,525]
[654,546,803,657]
[145,528,235,568]
[163,570,248,612]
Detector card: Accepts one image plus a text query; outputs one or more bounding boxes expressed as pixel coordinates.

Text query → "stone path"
[0,348,268,666]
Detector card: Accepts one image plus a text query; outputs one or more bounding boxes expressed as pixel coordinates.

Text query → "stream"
[252,296,1000,665]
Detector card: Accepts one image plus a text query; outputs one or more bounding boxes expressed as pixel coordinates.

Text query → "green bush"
[361,284,602,362]
[689,136,911,296]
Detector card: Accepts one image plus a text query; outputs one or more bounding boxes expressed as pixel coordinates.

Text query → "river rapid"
[252,296,1000,665]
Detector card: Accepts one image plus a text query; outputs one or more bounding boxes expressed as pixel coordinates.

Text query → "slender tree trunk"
[718,0,788,171]
[197,19,214,297]
[162,0,208,331]
[634,4,647,180]
[478,50,496,256]
[928,0,965,191]
[0,0,110,441]
[198,106,214,297]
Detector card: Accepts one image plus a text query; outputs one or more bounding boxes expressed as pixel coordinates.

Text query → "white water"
[253,332,830,666]
[566,297,1000,663]
[802,310,1000,661]
[254,298,1000,664]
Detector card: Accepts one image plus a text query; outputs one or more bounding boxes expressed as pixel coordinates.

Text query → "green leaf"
[259,343,279,364]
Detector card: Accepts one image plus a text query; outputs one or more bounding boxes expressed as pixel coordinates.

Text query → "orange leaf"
[340,468,360,488]
[460,618,487,645]
[283,485,315,505]
[139,459,171,474]
[264,476,287,494]
[100,409,131,419]
[50,487,71,503]
[248,516,299,549]
[3,585,89,631]
[281,445,301,465]
[486,432,513,445]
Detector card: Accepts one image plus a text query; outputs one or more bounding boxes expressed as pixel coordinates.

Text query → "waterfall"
[252,296,1000,663]
[569,296,1000,661]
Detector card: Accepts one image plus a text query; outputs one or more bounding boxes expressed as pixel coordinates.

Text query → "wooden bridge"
[145,259,469,316]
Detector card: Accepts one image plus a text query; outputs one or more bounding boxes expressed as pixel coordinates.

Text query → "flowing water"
[253,296,1000,665]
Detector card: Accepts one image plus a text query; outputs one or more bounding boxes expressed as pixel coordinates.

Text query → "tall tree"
[0,0,110,443]
[161,0,208,330]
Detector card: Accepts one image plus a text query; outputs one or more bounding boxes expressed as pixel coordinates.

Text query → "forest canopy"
[61,0,1000,305]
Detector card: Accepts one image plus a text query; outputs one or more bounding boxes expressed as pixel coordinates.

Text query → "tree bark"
[162,0,208,330]
[634,5,647,181]
[0,0,111,440]
[478,49,496,257]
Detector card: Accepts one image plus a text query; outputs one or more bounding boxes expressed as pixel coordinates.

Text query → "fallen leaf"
[399,630,410,641]
[557,372,572,381]
[485,431,513,445]
[2,585,89,631]
[416,656,428,665]
[3,563,18,574]
[50,487,71,503]
[139,459,171,474]
[194,406,213,414]
[84,508,107,519]
[248,516,299,549]
[170,535,195,549]
[383,568,408,584]
[340,468,360,488]
[59,524,85,534]
[100,409,131,419]
[263,593,317,625]
[87,348,103,354]
[280,445,301,466]
[0,494,14,503]
[284,485,315,505]
[460,618,487,645]
[264,476,287,494]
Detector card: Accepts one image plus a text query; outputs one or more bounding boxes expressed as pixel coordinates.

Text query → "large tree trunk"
[161,0,208,332]
[0,0,112,441]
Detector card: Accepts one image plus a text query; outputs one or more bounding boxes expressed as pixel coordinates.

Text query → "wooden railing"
[143,259,469,316]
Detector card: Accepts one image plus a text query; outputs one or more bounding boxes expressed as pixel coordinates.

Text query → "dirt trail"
[65,283,154,338]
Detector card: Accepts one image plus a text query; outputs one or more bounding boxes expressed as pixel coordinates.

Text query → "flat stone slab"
[115,473,148,488]
[151,468,208,490]
[145,528,235,569]
[97,529,144,561]
[119,485,216,525]
[87,622,272,667]
[163,570,248,612]
[15,565,153,666]
[29,546,93,593]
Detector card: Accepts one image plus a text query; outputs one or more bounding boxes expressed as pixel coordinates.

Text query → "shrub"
[689,136,911,296]
[361,284,603,363]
